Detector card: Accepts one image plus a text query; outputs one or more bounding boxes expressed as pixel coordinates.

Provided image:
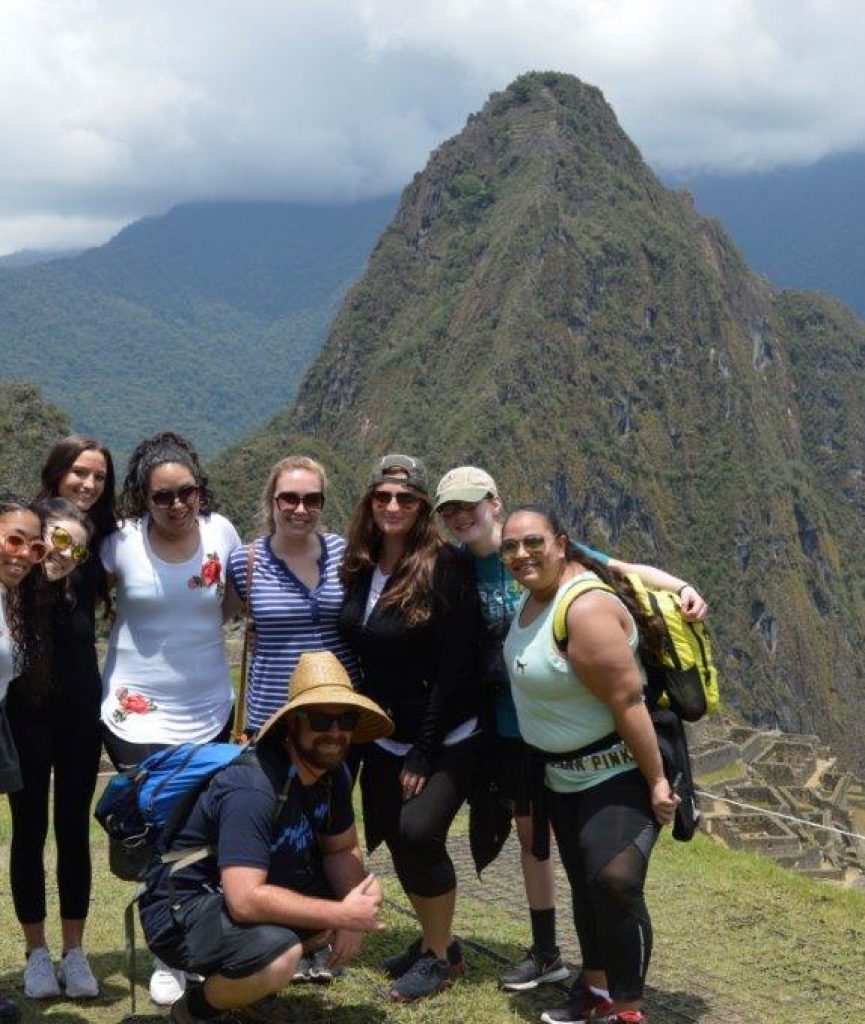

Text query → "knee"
[590,863,643,912]
[259,943,304,991]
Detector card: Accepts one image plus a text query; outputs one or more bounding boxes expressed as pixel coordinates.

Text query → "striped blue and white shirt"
[227,533,361,730]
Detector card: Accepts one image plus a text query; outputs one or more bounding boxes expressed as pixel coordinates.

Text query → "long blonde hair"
[259,456,328,535]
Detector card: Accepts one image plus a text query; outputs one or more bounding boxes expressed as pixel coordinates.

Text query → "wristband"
[677,584,691,596]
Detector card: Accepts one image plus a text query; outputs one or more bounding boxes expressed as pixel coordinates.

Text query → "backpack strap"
[234,542,258,742]
[551,576,617,650]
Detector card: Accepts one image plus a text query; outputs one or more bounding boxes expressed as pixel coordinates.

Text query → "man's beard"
[295,732,349,771]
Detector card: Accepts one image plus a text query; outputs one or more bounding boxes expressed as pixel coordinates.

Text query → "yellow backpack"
[552,573,719,721]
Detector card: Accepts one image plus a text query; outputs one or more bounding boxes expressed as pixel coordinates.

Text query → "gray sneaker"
[500,947,569,991]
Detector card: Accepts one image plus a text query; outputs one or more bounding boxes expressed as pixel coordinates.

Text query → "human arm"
[606,558,707,622]
[221,864,384,936]
[564,592,678,825]
[320,825,383,966]
[222,579,244,622]
[401,552,482,797]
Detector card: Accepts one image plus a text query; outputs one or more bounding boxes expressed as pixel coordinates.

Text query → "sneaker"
[500,946,569,991]
[150,957,186,1006]
[598,1014,646,1024]
[57,948,99,999]
[0,995,21,1023]
[540,977,614,1024]
[23,947,60,999]
[382,937,465,980]
[388,950,456,1002]
[292,945,341,983]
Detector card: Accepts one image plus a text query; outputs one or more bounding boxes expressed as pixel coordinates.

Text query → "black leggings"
[102,713,234,773]
[7,707,103,924]
[547,769,659,1003]
[361,734,481,898]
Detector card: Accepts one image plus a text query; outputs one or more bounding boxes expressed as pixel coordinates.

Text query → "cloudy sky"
[1,0,863,254]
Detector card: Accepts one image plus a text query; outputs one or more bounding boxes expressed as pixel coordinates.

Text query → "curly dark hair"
[504,504,666,661]
[118,431,218,522]
[0,493,50,686]
[341,465,441,628]
[38,434,118,544]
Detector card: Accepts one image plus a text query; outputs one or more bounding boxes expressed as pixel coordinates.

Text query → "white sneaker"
[57,948,99,999]
[23,947,61,999]
[149,958,186,1006]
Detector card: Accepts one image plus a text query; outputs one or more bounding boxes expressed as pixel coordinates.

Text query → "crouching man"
[138,651,394,1023]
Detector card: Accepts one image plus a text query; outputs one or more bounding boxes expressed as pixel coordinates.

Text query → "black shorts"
[147,892,302,980]
[492,736,531,817]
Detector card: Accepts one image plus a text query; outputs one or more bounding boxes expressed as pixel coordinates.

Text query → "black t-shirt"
[139,746,354,943]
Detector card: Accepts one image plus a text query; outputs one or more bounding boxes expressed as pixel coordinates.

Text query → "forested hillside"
[0,381,70,493]
[0,197,396,457]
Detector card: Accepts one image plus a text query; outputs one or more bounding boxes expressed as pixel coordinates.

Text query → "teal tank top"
[503,571,642,793]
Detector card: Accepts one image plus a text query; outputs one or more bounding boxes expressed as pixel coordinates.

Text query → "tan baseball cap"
[434,466,499,510]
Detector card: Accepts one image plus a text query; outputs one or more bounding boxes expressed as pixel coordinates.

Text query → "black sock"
[186,983,222,1020]
[530,907,558,958]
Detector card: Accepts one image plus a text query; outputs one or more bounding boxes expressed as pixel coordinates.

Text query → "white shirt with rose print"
[100,513,241,744]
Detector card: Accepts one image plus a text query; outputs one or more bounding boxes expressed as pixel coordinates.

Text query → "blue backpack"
[95,742,245,879]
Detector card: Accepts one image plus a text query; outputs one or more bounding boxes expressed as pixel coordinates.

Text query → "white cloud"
[1,0,864,251]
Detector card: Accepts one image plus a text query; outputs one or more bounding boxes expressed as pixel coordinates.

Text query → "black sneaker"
[539,977,614,1024]
[500,946,569,991]
[230,994,297,1023]
[292,946,341,983]
[388,950,456,1002]
[382,938,465,980]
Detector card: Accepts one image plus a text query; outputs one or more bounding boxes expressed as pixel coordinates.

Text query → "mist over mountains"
[678,152,865,319]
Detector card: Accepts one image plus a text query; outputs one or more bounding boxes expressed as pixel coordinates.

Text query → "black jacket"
[339,546,482,777]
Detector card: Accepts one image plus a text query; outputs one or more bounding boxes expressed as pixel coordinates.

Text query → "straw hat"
[256,651,393,744]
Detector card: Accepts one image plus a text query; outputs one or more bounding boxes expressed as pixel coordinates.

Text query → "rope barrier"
[695,788,865,842]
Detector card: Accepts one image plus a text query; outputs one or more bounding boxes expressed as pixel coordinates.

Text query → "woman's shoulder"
[321,532,346,553]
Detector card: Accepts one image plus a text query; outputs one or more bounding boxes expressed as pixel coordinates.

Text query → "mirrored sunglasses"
[49,526,90,565]
[0,532,49,563]
[500,534,547,562]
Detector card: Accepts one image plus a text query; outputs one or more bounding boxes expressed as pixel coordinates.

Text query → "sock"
[529,907,557,958]
[589,984,611,999]
[186,984,222,1020]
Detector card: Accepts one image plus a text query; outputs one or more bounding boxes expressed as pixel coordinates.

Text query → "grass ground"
[0,793,862,1024]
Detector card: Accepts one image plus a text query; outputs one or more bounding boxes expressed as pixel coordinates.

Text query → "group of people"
[0,430,708,1024]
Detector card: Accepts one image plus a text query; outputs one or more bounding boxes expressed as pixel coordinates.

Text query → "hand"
[399,768,427,801]
[329,928,363,967]
[340,873,384,933]
[650,777,680,826]
[679,584,708,621]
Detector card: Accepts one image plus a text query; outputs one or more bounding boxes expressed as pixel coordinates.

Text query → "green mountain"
[213,72,865,771]
[0,381,70,494]
[0,197,396,458]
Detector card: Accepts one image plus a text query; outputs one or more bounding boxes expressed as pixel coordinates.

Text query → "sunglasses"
[500,534,548,562]
[371,490,422,509]
[296,709,360,732]
[439,499,484,519]
[0,532,49,564]
[149,484,200,509]
[274,491,325,513]
[50,526,90,565]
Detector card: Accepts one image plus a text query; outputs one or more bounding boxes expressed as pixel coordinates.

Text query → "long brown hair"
[341,481,441,627]
[38,434,117,544]
[505,504,666,660]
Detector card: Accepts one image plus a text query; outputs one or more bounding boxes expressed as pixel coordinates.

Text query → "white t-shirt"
[0,592,16,703]
[100,513,241,744]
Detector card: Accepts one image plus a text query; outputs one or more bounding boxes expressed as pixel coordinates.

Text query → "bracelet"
[677,584,691,596]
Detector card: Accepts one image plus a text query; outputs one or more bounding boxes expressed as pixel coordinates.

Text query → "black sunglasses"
[296,709,361,732]
[150,484,200,509]
[274,491,325,512]
[371,490,421,509]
